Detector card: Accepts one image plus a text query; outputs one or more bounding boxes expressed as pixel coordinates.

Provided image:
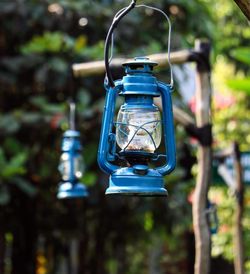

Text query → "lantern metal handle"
[104,2,173,88]
[69,101,76,131]
[98,85,121,174]
[156,82,176,175]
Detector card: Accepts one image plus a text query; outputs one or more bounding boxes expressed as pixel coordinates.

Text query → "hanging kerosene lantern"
[97,1,176,196]
[57,102,88,199]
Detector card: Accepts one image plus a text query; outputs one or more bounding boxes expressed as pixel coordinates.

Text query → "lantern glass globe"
[116,105,162,153]
[59,153,84,181]
[74,154,84,179]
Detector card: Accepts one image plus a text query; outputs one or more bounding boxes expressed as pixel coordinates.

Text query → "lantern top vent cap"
[122,57,158,68]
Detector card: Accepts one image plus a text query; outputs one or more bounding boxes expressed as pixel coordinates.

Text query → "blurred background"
[0,0,249,274]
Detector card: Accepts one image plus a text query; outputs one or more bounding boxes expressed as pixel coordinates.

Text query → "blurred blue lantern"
[57,102,88,199]
[98,2,176,196]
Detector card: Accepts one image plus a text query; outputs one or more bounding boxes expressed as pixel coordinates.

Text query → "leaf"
[0,185,10,205]
[144,211,153,232]
[21,31,68,54]
[74,35,87,53]
[78,41,104,60]
[1,55,43,72]
[29,95,47,107]
[77,89,91,109]
[227,78,250,95]
[11,177,37,197]
[48,57,68,73]
[29,95,65,114]
[2,152,27,178]
[0,114,20,134]
[81,172,97,187]
[20,112,43,124]
[230,47,250,65]
[0,148,7,169]
[3,138,23,154]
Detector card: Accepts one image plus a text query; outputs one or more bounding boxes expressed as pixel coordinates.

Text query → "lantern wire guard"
[57,101,88,199]
[98,1,176,196]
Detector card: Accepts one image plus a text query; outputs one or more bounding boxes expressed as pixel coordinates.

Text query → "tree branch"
[234,0,250,20]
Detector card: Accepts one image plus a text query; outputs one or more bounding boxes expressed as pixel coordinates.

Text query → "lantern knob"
[133,165,148,175]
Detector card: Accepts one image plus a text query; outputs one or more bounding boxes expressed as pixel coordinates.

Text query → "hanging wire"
[69,101,76,131]
[135,4,174,88]
[105,2,174,88]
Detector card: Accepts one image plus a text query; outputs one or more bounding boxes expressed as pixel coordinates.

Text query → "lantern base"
[57,182,88,199]
[106,167,167,196]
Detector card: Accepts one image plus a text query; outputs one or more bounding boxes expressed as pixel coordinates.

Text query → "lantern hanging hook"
[69,101,76,131]
[105,1,173,88]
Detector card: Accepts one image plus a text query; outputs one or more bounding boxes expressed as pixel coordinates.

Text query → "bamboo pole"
[233,142,245,274]
[192,40,212,274]
[72,50,197,77]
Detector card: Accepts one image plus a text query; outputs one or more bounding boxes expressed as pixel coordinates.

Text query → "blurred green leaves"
[21,31,76,54]
[11,177,37,197]
[226,47,250,95]
[227,78,250,95]
[231,47,250,65]
[0,146,37,205]
[81,172,97,187]
[20,31,104,60]
[0,150,27,179]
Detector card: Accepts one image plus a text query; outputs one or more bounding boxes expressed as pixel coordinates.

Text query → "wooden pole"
[72,50,198,77]
[73,40,215,274]
[233,0,250,20]
[192,40,212,274]
[233,142,245,274]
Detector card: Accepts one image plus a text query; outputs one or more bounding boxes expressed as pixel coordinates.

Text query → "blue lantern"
[97,3,176,196]
[57,102,88,199]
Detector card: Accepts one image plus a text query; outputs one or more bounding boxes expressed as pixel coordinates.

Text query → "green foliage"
[144,211,154,232]
[227,78,250,95]
[226,47,250,96]
[0,114,20,134]
[21,31,74,54]
[0,145,37,205]
[213,95,250,150]
[81,171,97,186]
[231,47,250,65]
[21,31,104,60]
[0,148,27,179]
[30,95,65,114]
[210,187,234,260]
[11,177,37,197]
[0,0,247,273]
